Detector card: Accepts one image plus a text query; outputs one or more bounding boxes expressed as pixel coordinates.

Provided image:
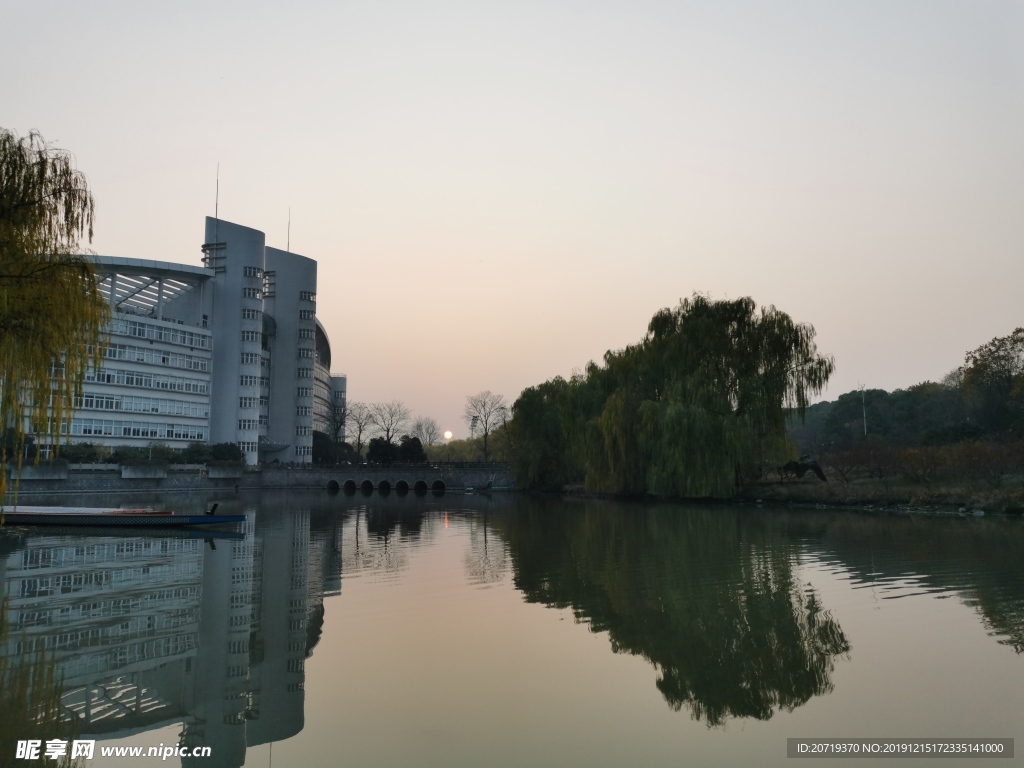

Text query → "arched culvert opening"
[396,480,410,494]
[343,480,357,494]
[327,480,340,494]
[360,480,374,493]
[414,480,428,493]
[378,480,392,493]
[431,480,446,493]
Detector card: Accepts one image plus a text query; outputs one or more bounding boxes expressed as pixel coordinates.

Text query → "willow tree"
[510,294,834,496]
[0,129,108,495]
[632,295,834,496]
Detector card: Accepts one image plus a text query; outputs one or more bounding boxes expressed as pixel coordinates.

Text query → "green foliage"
[56,441,105,463]
[312,430,335,464]
[109,443,176,465]
[180,441,213,464]
[960,328,1024,437]
[209,442,243,462]
[510,295,834,496]
[4,428,35,462]
[793,328,1024,460]
[423,437,485,463]
[0,129,108,495]
[367,437,399,464]
[397,435,427,463]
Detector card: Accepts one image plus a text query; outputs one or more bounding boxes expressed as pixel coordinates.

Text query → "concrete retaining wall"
[4,465,514,498]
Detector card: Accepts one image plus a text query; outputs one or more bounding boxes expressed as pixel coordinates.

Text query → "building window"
[299,291,316,302]
[242,309,261,320]
[238,441,258,453]
[241,353,260,365]
[239,397,257,409]
[298,348,314,359]
[107,318,212,349]
[241,330,261,342]
[297,368,312,378]
[296,426,311,437]
[298,309,315,320]
[298,328,314,340]
[243,266,263,278]
[242,287,263,299]
[99,343,209,372]
[238,419,259,431]
[71,419,208,441]
[297,387,312,398]
[88,367,209,395]
[296,405,311,416]
[294,446,312,457]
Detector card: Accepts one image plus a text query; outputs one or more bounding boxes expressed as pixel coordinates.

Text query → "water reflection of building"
[0,510,344,768]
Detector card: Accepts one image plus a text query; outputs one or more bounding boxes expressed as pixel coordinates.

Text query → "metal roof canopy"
[94,256,214,318]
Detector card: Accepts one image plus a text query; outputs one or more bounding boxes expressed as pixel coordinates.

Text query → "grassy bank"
[739,473,1024,514]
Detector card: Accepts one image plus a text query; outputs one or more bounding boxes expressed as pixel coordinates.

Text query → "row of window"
[241,330,262,342]
[299,291,316,302]
[69,419,209,441]
[108,319,211,350]
[297,368,312,378]
[296,426,311,437]
[239,375,270,388]
[85,368,210,395]
[298,309,315,320]
[295,446,312,457]
[239,416,268,429]
[243,266,264,278]
[240,353,270,368]
[297,387,312,398]
[242,308,262,320]
[239,441,258,454]
[297,405,311,416]
[239,396,269,409]
[298,328,314,340]
[75,394,209,419]
[298,348,314,358]
[100,344,209,372]
[242,287,263,299]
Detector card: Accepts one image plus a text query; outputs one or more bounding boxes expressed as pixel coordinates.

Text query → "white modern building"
[62,217,346,465]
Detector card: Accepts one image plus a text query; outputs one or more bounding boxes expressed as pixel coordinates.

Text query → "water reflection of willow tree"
[0,597,81,767]
[494,500,850,726]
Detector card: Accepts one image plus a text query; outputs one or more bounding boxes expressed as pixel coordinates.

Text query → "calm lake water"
[2,491,1023,767]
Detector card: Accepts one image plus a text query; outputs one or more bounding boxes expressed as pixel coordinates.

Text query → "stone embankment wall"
[3,464,515,498]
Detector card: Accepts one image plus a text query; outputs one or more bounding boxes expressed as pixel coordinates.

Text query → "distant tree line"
[314,393,513,466]
[791,328,1024,453]
[787,328,1024,490]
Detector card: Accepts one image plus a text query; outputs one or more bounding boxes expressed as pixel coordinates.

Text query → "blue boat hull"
[0,513,247,527]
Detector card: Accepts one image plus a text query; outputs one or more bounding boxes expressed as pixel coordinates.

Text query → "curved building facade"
[57,217,344,465]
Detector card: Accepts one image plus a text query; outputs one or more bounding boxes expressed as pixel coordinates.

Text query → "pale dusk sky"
[4,0,1021,437]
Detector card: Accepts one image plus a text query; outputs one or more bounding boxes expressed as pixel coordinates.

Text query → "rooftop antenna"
[214,163,220,247]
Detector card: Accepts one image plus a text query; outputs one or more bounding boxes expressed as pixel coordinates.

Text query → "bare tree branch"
[369,400,410,445]
[464,391,508,461]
